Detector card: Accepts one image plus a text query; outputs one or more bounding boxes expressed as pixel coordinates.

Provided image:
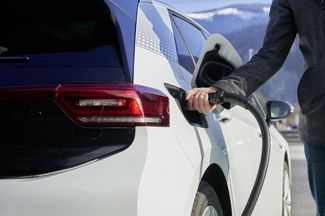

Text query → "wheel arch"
[201,164,232,216]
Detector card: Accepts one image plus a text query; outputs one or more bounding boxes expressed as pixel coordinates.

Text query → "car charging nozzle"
[208,91,250,110]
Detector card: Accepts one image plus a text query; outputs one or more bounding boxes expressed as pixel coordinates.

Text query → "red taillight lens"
[55,84,169,127]
[0,84,169,127]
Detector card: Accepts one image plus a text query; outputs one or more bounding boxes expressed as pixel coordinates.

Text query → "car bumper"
[0,128,149,216]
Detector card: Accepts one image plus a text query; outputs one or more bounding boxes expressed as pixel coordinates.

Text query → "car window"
[171,20,195,73]
[0,4,115,56]
[0,1,127,85]
[172,16,206,63]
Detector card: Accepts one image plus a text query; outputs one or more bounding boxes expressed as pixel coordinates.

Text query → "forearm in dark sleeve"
[212,0,297,96]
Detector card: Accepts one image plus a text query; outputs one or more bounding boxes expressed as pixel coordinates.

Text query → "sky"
[161,0,272,12]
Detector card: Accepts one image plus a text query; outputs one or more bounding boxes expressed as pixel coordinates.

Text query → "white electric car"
[0,0,291,215]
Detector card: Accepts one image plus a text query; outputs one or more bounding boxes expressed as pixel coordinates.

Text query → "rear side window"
[0,0,127,85]
[172,16,206,63]
[171,21,195,73]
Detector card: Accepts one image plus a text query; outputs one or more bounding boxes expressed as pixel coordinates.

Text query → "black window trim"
[169,10,208,70]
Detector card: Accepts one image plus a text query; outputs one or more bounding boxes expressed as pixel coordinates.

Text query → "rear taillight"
[56,84,169,127]
[0,84,169,127]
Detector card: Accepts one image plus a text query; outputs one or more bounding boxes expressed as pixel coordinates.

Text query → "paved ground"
[289,142,316,216]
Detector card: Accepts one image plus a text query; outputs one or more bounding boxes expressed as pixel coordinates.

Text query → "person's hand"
[186,87,220,113]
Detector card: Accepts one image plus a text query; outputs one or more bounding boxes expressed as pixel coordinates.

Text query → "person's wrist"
[209,86,219,92]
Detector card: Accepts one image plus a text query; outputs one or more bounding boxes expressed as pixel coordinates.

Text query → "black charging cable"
[209,91,271,216]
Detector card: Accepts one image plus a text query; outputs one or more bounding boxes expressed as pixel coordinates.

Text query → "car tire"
[191,181,224,216]
[282,161,292,216]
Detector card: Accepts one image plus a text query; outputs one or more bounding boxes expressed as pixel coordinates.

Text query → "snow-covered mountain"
[188,4,304,105]
[187,4,270,34]
[187,4,270,21]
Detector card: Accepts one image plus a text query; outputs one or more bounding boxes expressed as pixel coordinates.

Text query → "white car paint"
[0,0,291,215]
[134,1,290,215]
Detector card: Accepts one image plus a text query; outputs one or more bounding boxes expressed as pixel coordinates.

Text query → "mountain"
[187,4,304,105]
[187,4,270,34]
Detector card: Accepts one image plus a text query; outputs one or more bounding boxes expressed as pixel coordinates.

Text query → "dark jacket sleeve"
[212,0,297,96]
